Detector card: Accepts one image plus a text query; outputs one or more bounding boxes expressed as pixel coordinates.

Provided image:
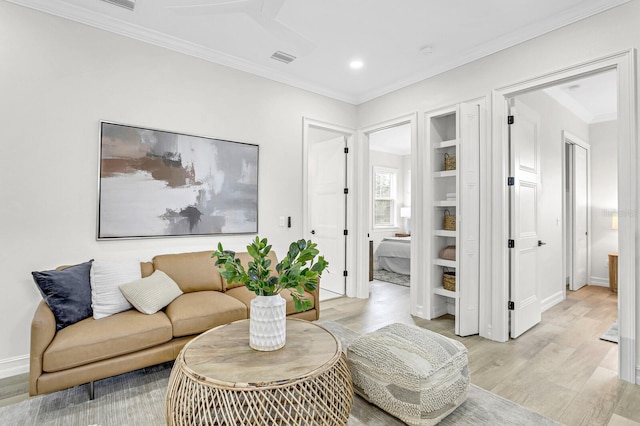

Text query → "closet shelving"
[429,108,459,303]
[427,102,480,336]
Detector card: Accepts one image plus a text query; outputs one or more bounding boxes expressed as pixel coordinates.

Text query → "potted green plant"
[212,236,328,351]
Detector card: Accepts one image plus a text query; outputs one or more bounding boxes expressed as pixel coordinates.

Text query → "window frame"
[372,166,398,229]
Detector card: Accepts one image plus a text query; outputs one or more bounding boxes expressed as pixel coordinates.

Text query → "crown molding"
[353,0,630,104]
[5,0,359,104]
[6,0,629,106]
[591,113,618,123]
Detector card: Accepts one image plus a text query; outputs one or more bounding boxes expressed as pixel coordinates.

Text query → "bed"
[375,236,411,275]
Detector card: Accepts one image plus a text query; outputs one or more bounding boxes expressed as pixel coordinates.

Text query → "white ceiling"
[543,69,617,123]
[369,124,412,156]
[369,70,618,155]
[8,0,628,105]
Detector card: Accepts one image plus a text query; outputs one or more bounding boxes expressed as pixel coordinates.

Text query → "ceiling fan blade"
[166,0,248,16]
[260,0,285,20]
[256,15,315,54]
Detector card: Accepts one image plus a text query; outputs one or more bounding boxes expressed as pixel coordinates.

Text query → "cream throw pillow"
[90,260,141,319]
[119,270,183,315]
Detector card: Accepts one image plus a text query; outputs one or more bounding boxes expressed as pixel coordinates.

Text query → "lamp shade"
[612,212,618,230]
[400,207,411,218]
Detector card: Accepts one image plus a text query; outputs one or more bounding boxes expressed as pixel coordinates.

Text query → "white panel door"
[509,99,542,339]
[309,136,346,295]
[458,101,480,336]
[572,144,589,290]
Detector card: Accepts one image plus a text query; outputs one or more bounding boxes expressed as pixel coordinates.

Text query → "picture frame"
[97,122,258,239]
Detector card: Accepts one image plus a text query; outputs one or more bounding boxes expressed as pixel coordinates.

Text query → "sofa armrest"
[310,280,320,320]
[30,300,56,396]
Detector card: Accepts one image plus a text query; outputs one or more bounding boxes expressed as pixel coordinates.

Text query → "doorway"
[369,123,412,288]
[303,118,355,301]
[564,132,590,292]
[492,52,633,381]
[356,113,418,305]
[507,70,617,339]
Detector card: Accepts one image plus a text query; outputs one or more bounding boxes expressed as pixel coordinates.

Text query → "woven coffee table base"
[166,352,353,425]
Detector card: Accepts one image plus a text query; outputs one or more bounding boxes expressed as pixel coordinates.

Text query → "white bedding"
[375,237,411,275]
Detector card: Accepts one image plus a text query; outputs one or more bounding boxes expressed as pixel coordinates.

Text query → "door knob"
[311,230,316,235]
[538,240,546,246]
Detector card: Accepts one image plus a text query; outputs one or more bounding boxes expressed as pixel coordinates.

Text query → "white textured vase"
[249,294,286,351]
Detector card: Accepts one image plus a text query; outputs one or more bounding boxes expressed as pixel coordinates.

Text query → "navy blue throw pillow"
[32,260,94,331]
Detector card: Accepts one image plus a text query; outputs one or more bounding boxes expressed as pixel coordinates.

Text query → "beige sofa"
[29,250,318,397]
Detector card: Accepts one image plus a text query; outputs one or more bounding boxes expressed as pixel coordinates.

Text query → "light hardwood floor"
[320,281,639,426]
[2,281,639,425]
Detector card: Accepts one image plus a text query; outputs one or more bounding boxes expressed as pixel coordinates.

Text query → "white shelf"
[434,259,457,268]
[433,170,457,178]
[434,201,457,207]
[427,102,481,337]
[434,230,457,237]
[434,139,457,149]
[434,287,458,299]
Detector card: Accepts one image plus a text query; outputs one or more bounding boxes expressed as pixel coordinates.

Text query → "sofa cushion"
[226,286,314,316]
[141,261,154,278]
[42,309,172,372]
[221,251,279,291]
[165,291,247,337]
[119,270,183,315]
[90,259,141,319]
[153,251,223,293]
[31,260,94,331]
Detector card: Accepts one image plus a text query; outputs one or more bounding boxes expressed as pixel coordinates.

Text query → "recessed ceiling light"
[350,60,364,70]
[420,45,434,55]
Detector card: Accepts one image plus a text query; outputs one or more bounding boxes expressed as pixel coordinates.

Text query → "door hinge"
[344,229,348,236]
[507,115,515,125]
[344,147,349,154]
[343,270,348,277]
[508,239,515,248]
[507,177,515,186]
[508,301,515,310]
[344,188,349,194]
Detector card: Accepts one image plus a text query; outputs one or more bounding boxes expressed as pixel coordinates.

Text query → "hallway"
[320,281,635,425]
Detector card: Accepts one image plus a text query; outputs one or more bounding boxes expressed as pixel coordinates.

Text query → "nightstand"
[609,252,618,293]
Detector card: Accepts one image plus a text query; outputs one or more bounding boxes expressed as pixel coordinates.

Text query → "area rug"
[373,268,410,287]
[600,320,619,343]
[0,323,560,426]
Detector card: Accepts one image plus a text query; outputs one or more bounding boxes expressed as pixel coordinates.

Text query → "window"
[373,167,397,227]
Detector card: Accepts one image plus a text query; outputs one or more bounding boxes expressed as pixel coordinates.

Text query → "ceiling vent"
[270,51,296,64]
[99,0,135,11]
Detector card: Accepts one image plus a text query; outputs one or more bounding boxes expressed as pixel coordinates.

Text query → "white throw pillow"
[90,260,141,319]
[119,270,183,315]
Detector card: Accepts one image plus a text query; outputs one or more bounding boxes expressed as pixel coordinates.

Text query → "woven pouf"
[347,323,469,426]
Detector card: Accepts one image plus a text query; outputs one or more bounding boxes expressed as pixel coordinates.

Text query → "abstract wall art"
[98,122,258,239]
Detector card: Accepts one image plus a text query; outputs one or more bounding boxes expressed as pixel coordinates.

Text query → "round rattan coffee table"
[165,319,353,425]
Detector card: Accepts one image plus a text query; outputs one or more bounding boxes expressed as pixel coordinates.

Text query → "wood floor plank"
[1,281,634,425]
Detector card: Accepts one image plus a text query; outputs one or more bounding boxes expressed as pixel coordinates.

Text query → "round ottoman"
[347,323,469,425]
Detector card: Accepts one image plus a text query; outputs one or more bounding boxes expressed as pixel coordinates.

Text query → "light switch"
[279,216,286,227]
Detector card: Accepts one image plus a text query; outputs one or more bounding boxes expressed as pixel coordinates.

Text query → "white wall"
[355,1,638,360]
[589,120,619,284]
[0,2,356,376]
[515,91,588,309]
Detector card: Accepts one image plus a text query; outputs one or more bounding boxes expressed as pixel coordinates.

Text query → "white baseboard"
[590,276,609,287]
[541,291,564,312]
[0,355,29,379]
